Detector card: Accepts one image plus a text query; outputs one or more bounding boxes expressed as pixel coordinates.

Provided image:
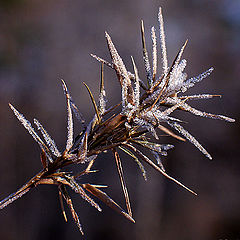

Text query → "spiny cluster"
[0,8,234,235]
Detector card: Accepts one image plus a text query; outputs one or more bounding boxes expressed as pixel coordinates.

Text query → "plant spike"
[82,183,135,223]
[153,151,165,172]
[151,26,157,82]
[147,42,189,111]
[125,143,197,195]
[9,104,53,163]
[91,53,114,69]
[141,20,153,87]
[179,101,235,122]
[0,187,31,210]
[58,186,68,222]
[61,80,74,151]
[119,146,147,181]
[77,132,88,163]
[83,82,101,123]
[61,79,86,126]
[34,118,61,157]
[105,31,134,108]
[158,7,168,76]
[179,94,221,100]
[157,124,186,141]
[69,178,102,212]
[113,149,132,217]
[59,184,84,235]
[91,53,148,91]
[182,67,214,91]
[99,63,107,116]
[0,169,46,210]
[161,97,189,116]
[168,121,212,160]
[172,39,188,70]
[131,56,140,109]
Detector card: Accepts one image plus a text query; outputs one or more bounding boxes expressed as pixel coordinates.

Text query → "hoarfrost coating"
[0,7,235,235]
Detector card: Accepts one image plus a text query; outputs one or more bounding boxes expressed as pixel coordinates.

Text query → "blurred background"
[0,0,239,239]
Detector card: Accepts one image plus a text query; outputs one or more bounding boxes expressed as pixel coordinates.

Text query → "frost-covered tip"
[9,103,54,162]
[61,80,74,151]
[105,31,134,109]
[141,20,153,86]
[98,64,107,115]
[182,67,214,91]
[151,26,157,81]
[131,56,140,109]
[34,118,61,157]
[158,7,168,76]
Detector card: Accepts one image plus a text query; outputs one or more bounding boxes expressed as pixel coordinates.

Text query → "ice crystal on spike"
[9,104,54,163]
[141,21,153,86]
[98,64,107,115]
[34,118,61,157]
[62,80,74,151]
[158,7,168,76]
[0,7,235,236]
[168,121,212,160]
[182,67,214,92]
[151,26,157,81]
[131,57,140,109]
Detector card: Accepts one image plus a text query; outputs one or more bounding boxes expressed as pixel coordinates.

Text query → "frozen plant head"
[0,7,235,235]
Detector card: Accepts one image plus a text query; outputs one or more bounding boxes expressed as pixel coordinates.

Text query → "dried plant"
[0,8,235,235]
